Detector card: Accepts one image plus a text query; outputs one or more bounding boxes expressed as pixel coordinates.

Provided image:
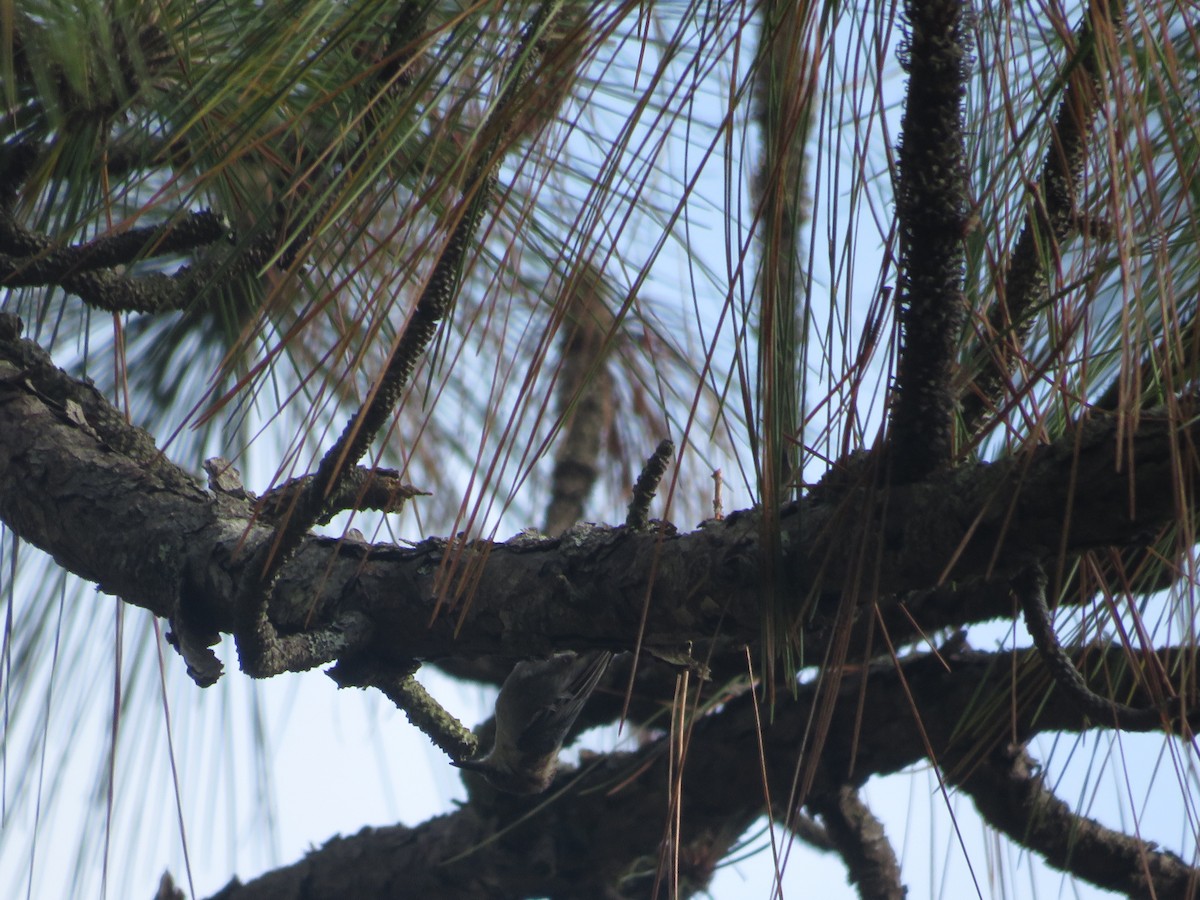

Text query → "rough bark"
[1,313,1194,671]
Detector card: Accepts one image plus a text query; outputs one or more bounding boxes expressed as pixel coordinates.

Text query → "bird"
[454,650,613,794]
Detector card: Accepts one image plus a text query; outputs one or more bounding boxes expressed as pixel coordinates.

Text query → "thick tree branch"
[1,315,1197,669]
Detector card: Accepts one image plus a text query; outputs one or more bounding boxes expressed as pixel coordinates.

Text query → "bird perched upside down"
[454,650,613,795]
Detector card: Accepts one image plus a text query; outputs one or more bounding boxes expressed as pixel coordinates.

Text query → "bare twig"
[1014,564,1182,730]
[257,467,428,526]
[329,658,478,761]
[626,439,674,530]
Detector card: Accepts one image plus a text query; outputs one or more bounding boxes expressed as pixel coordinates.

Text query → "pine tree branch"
[194,643,1200,900]
[888,0,972,482]
[0,206,268,314]
[949,743,1197,899]
[2,313,1198,668]
[625,438,673,530]
[0,211,228,284]
[751,0,813,502]
[1015,563,1182,730]
[806,786,906,900]
[961,0,1125,432]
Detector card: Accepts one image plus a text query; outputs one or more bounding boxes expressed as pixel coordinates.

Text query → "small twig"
[626,439,674,530]
[785,811,834,852]
[1014,564,1174,730]
[329,659,478,761]
[257,467,428,525]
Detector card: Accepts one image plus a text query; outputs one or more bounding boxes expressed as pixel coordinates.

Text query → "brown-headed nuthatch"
[453,650,613,795]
